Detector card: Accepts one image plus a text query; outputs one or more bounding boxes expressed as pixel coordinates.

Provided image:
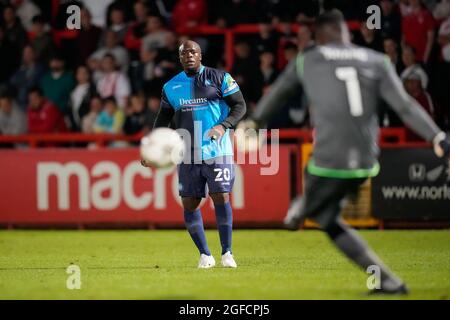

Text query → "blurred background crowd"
[0,0,449,147]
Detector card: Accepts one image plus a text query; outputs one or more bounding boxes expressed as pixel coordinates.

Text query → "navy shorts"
[177,157,235,198]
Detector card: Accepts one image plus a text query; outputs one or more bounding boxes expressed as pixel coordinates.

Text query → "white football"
[140,128,185,168]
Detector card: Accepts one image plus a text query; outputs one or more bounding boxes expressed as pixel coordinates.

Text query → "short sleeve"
[221,73,240,97]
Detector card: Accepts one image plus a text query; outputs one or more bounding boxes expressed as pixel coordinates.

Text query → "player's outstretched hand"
[433,132,450,165]
[207,125,225,141]
[235,119,262,153]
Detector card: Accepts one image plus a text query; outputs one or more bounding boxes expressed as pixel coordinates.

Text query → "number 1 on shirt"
[335,67,363,117]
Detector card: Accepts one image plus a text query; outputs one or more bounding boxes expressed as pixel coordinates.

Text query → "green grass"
[0,230,449,299]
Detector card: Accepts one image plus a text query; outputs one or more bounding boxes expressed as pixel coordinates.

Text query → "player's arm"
[153,89,175,128]
[208,73,246,140]
[379,56,450,159]
[251,57,303,127]
[221,90,247,129]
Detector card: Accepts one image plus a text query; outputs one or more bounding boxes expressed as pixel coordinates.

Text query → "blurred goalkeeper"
[243,10,450,294]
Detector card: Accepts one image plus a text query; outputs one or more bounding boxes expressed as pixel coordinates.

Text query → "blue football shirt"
[160,65,240,161]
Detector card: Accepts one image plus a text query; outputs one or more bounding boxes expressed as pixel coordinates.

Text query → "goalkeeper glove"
[433,132,450,160]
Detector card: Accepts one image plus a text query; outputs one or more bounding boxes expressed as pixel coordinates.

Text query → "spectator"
[402,0,436,63]
[256,17,279,54]
[142,15,171,51]
[124,0,149,58]
[277,40,299,75]
[81,94,103,133]
[11,0,41,32]
[81,0,114,28]
[438,17,450,60]
[89,30,130,73]
[277,16,297,46]
[353,22,384,52]
[0,91,26,136]
[268,42,307,129]
[76,8,103,67]
[402,69,436,140]
[123,93,146,135]
[143,94,161,133]
[30,15,54,65]
[401,45,429,89]
[380,40,408,128]
[95,53,131,109]
[105,6,128,44]
[253,50,279,102]
[295,1,321,24]
[231,40,258,105]
[297,24,315,52]
[94,96,124,134]
[132,31,178,93]
[210,0,259,27]
[155,31,180,77]
[172,0,207,32]
[380,0,403,42]
[68,65,98,132]
[132,45,158,93]
[284,42,299,62]
[0,25,20,83]
[274,16,296,68]
[9,45,45,111]
[40,54,76,115]
[399,0,414,16]
[146,0,177,22]
[436,18,450,128]
[433,0,450,20]
[2,5,27,53]
[384,37,405,74]
[27,87,67,134]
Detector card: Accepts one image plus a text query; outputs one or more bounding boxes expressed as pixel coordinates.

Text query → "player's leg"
[178,163,214,268]
[284,171,333,230]
[322,216,407,294]
[309,177,408,294]
[204,157,237,268]
[182,197,210,254]
[209,192,236,267]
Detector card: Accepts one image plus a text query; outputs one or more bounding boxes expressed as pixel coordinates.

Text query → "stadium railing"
[48,20,361,71]
[0,128,415,148]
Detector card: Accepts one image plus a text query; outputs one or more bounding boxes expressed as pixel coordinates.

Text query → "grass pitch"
[0,229,449,299]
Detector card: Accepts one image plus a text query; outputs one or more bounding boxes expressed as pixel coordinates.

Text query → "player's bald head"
[179,40,202,74]
[179,40,202,54]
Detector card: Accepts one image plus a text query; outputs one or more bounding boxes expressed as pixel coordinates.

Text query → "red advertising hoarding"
[0,146,296,227]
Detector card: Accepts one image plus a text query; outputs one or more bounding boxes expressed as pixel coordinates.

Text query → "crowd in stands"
[0,0,449,147]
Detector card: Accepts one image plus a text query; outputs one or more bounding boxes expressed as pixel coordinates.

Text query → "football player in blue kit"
[143,40,246,268]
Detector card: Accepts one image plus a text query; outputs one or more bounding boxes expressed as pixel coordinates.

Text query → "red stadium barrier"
[0,128,440,229]
[0,128,412,148]
[0,133,142,148]
[0,145,298,228]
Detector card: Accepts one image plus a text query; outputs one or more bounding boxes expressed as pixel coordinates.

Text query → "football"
[140,128,185,168]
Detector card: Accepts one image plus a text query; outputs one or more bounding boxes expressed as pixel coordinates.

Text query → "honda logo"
[409,164,426,182]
